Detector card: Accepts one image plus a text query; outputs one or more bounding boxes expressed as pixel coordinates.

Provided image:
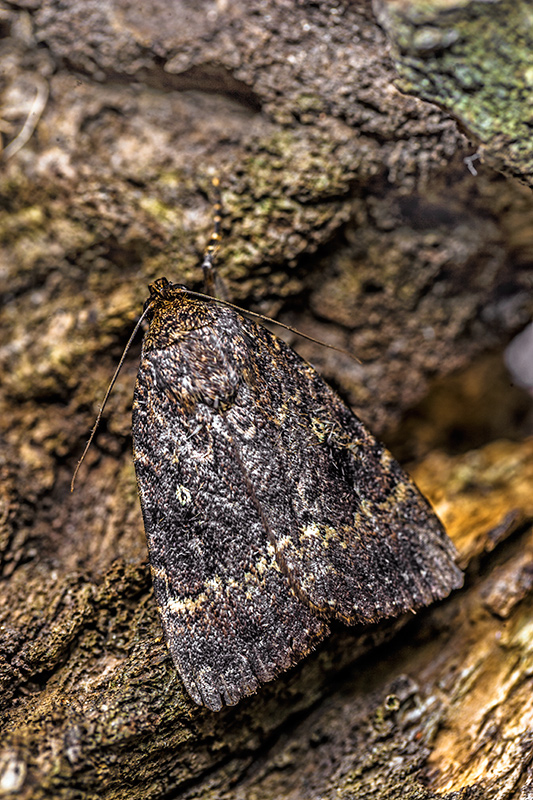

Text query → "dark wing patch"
[133,342,327,711]
[222,319,463,625]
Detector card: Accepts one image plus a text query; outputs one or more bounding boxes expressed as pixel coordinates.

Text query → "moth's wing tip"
[184,671,260,713]
[170,646,264,712]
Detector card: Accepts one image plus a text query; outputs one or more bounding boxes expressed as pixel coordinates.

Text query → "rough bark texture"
[374,0,533,188]
[0,0,532,798]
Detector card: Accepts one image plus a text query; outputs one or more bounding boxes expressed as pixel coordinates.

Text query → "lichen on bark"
[374,0,533,186]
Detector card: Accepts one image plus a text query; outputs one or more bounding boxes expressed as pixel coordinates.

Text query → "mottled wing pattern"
[132,321,328,711]
[132,289,462,710]
[222,318,463,625]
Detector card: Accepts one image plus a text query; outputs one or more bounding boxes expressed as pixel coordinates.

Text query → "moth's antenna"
[182,287,359,362]
[196,179,356,362]
[201,177,225,298]
[70,304,152,492]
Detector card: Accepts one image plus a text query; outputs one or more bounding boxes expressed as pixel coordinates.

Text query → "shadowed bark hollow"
[0,1,532,798]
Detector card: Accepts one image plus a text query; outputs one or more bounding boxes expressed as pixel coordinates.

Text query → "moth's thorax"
[143,292,218,352]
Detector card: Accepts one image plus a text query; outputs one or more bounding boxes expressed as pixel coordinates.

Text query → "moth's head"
[142,277,218,349]
[144,277,187,309]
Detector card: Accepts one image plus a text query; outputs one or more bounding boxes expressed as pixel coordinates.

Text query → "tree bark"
[374,0,533,188]
[0,1,532,798]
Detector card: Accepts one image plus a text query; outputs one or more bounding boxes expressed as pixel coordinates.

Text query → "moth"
[74,189,463,712]
[131,278,462,711]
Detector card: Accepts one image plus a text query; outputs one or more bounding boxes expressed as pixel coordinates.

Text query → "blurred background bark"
[0,1,532,798]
